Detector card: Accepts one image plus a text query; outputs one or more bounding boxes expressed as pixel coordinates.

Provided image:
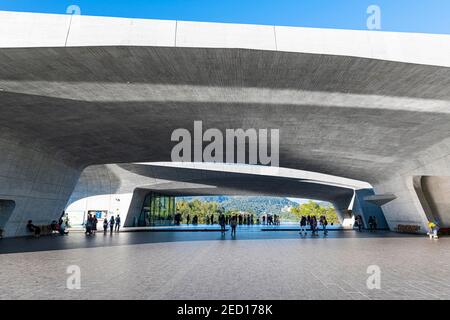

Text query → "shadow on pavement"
[0,228,420,255]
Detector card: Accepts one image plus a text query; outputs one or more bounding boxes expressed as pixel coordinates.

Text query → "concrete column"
[352,189,389,230]
[0,138,81,237]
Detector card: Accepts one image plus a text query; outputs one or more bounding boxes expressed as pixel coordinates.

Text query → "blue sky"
[0,0,449,34]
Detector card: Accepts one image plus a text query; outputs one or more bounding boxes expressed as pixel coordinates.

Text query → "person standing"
[115,214,121,232]
[92,215,98,234]
[230,215,237,237]
[311,216,318,236]
[355,215,363,232]
[85,214,93,236]
[186,214,191,225]
[109,215,115,234]
[103,217,108,234]
[367,216,373,232]
[219,213,226,235]
[300,216,307,236]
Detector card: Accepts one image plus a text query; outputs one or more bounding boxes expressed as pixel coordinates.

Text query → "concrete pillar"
[352,189,389,230]
[0,138,81,237]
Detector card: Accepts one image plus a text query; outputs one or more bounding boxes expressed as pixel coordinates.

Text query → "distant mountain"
[179,196,302,216]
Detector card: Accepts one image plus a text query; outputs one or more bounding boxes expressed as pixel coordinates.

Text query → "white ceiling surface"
[0,10,450,67]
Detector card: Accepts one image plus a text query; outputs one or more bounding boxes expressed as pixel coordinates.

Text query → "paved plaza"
[0,229,449,300]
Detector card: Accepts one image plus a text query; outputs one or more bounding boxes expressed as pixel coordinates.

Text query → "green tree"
[290,201,340,224]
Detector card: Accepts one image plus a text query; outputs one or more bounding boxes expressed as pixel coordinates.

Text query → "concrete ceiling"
[0,46,449,184]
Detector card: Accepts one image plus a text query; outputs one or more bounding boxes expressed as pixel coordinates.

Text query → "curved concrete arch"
[66,163,358,226]
[1,11,450,236]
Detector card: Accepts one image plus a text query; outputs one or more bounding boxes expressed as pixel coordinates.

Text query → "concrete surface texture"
[0,231,449,300]
[420,176,450,227]
[0,11,450,236]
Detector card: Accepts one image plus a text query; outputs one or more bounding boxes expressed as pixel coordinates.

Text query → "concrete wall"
[0,199,15,231]
[374,137,450,233]
[421,176,450,228]
[0,138,81,237]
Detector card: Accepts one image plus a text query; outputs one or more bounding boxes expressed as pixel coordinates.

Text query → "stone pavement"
[0,230,449,300]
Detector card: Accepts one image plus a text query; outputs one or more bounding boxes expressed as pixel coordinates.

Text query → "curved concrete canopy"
[66,162,356,225]
[0,11,450,236]
[1,46,450,183]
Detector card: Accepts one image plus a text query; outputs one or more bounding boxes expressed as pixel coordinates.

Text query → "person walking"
[219,213,226,235]
[321,216,328,236]
[368,216,374,232]
[92,215,98,234]
[355,215,363,232]
[230,215,237,237]
[109,215,115,234]
[85,214,93,235]
[186,214,191,225]
[103,217,108,234]
[311,216,318,236]
[115,214,121,232]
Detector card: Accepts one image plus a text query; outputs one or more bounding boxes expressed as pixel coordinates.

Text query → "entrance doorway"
[0,200,16,235]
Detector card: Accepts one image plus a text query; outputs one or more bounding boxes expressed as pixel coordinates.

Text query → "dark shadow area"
[0,199,15,232]
[0,229,419,255]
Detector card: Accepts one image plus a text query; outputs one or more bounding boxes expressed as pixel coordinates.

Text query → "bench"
[395,224,421,234]
[27,224,55,237]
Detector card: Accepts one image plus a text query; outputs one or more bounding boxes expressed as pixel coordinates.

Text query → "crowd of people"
[261,214,281,225]
[85,213,121,235]
[177,212,284,227]
[179,212,260,227]
[354,215,379,232]
[26,212,70,237]
[24,208,443,241]
[299,215,328,237]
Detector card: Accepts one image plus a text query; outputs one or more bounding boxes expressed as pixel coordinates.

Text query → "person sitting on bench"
[27,220,41,237]
[58,218,69,235]
[50,220,59,233]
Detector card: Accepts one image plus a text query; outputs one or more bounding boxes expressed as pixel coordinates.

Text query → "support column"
[0,138,81,237]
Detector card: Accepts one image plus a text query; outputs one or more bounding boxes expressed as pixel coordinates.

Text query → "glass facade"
[138,192,176,226]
